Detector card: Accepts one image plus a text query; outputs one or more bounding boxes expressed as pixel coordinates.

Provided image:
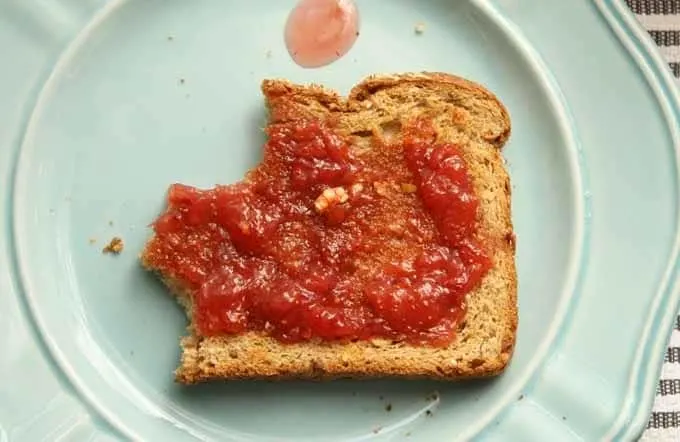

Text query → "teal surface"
[0,0,678,440]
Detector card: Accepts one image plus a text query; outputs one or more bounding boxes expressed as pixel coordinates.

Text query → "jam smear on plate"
[284,0,360,68]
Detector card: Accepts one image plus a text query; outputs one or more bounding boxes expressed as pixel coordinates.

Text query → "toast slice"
[141,72,516,383]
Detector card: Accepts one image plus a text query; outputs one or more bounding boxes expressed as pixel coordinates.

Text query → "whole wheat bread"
[141,72,516,383]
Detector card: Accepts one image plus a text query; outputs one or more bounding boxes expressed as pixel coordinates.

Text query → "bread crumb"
[179,78,185,85]
[452,108,469,126]
[372,427,382,434]
[373,181,394,197]
[426,391,440,401]
[314,187,349,213]
[401,183,417,193]
[414,22,426,34]
[388,223,404,235]
[102,237,124,254]
[167,36,173,41]
[518,394,524,401]
[425,410,433,417]
[88,238,97,245]
[108,220,114,226]
[370,338,390,348]
[385,403,392,412]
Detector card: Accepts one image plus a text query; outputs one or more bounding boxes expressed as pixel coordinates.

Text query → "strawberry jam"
[144,119,490,345]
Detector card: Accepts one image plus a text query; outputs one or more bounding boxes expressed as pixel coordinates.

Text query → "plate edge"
[594,0,680,440]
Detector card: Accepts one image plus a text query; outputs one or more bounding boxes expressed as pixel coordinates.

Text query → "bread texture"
[141,72,516,384]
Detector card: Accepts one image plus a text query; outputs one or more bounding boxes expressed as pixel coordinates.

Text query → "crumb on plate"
[102,237,124,254]
[415,22,426,34]
[426,391,440,401]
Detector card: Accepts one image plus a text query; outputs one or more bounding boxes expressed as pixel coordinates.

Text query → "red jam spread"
[144,119,491,345]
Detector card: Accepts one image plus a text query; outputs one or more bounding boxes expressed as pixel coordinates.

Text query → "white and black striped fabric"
[626,2,680,440]
[628,1,680,80]
[643,316,680,439]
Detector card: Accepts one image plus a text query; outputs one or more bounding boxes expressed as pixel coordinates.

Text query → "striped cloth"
[628,2,680,439]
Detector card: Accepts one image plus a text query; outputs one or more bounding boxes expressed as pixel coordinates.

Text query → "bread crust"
[141,72,516,384]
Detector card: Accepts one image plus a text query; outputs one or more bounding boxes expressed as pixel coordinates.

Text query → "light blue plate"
[1,0,679,440]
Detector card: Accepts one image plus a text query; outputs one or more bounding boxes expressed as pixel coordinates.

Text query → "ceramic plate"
[1,0,679,440]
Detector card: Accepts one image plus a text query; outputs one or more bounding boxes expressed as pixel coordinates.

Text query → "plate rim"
[592,1,680,440]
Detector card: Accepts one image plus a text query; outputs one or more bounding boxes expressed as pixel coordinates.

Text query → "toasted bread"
[141,72,516,383]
